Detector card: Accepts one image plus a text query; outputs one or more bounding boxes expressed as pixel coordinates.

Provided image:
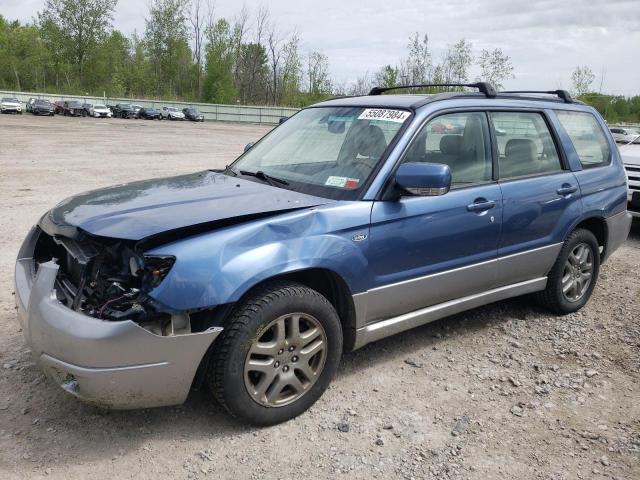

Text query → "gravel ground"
[0,114,638,480]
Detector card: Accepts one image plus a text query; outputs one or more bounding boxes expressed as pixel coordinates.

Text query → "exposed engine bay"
[33,229,187,334]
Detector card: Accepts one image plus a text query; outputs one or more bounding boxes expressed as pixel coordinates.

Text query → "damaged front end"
[33,228,190,335]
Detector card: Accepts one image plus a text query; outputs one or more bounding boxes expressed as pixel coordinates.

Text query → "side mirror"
[278,116,288,124]
[244,142,254,152]
[395,162,451,197]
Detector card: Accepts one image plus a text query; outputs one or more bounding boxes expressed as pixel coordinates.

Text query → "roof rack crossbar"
[500,90,574,103]
[368,82,497,98]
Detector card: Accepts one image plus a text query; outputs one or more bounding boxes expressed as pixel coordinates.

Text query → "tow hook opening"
[62,375,79,395]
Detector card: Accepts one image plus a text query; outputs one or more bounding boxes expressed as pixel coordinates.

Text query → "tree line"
[571,65,640,124]
[0,0,521,107]
[1,0,636,120]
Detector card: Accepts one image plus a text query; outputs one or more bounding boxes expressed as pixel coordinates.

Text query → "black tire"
[208,281,342,425]
[536,228,600,314]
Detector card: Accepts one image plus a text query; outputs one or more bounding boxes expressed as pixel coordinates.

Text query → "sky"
[2,0,640,96]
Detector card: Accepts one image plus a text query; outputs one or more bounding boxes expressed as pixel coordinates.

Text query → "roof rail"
[500,90,575,103]
[368,82,497,98]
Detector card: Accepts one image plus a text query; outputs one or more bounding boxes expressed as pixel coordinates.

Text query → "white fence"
[0,90,299,125]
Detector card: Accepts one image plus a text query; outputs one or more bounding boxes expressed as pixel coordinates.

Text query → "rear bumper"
[603,210,633,262]
[15,227,222,409]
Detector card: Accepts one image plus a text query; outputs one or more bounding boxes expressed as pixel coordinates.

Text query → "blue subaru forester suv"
[15,83,631,424]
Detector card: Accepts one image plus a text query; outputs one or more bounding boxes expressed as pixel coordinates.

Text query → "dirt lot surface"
[0,114,638,480]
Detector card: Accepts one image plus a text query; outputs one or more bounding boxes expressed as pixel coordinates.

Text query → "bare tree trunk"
[190,0,205,100]
[12,65,21,91]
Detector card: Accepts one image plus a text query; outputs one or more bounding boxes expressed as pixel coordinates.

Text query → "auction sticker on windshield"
[325,176,360,189]
[358,109,411,123]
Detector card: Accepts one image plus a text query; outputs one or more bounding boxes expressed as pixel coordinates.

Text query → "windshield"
[35,100,50,105]
[94,104,106,109]
[167,107,178,112]
[230,106,411,200]
[3,98,18,102]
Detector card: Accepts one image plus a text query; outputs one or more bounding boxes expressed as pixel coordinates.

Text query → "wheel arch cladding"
[251,268,358,351]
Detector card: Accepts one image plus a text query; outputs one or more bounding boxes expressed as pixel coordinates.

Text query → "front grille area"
[625,165,640,191]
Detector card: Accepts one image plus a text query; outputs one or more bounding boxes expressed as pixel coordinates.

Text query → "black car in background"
[132,104,143,118]
[113,103,136,119]
[53,101,65,114]
[82,103,93,116]
[63,101,85,117]
[31,99,54,116]
[26,98,37,113]
[138,107,162,120]
[183,107,205,122]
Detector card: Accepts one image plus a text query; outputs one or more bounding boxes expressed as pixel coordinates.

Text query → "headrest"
[440,135,462,155]
[505,138,537,159]
[356,124,388,159]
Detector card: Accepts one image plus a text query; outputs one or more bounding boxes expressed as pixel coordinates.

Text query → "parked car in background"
[132,104,143,118]
[619,140,640,218]
[26,97,37,113]
[31,99,54,116]
[53,101,65,115]
[81,104,93,117]
[15,82,632,425]
[63,101,85,117]
[1,97,22,114]
[138,107,162,120]
[89,104,113,118]
[183,107,204,122]
[610,126,640,144]
[161,106,185,120]
[113,103,136,119]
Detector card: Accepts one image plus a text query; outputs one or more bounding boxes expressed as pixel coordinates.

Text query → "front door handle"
[557,184,578,196]
[467,199,496,212]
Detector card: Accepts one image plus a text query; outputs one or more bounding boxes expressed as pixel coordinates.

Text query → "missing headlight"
[143,255,176,288]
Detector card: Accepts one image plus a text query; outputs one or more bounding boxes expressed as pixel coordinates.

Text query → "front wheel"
[537,228,600,314]
[208,281,342,425]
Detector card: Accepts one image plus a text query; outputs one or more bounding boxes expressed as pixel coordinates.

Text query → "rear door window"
[555,111,611,168]
[490,112,562,179]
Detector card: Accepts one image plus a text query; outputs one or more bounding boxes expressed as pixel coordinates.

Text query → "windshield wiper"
[239,170,289,186]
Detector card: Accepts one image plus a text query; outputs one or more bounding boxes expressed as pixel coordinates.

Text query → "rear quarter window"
[556,111,611,169]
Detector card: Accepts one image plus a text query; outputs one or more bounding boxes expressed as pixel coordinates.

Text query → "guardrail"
[0,90,299,125]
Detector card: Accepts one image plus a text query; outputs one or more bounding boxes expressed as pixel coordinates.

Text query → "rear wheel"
[537,229,600,314]
[208,281,342,425]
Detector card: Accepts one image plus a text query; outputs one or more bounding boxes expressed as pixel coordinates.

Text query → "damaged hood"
[42,171,333,241]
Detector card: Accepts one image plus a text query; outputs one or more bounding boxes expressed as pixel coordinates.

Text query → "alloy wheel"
[244,313,327,407]
[562,243,594,302]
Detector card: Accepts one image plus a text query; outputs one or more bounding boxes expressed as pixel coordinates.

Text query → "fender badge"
[352,233,367,242]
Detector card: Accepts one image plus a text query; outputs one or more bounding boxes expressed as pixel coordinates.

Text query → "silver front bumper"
[15,227,222,409]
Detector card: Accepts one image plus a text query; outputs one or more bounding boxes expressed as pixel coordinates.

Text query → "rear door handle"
[467,199,496,212]
[557,184,578,196]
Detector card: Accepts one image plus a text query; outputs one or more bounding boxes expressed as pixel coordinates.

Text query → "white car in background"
[1,97,22,114]
[90,104,113,118]
[161,106,185,120]
[610,126,640,144]
[619,138,640,218]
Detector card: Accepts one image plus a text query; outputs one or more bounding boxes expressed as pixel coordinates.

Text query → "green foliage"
[580,93,640,124]
[202,19,237,104]
[3,6,635,112]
